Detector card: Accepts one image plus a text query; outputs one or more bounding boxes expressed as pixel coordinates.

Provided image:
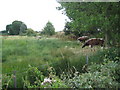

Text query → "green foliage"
[64,60,120,88]
[6,24,13,35]
[22,66,68,88]
[19,24,27,35]
[6,20,27,35]
[41,21,55,36]
[63,22,72,35]
[22,65,44,88]
[2,74,13,89]
[26,28,37,36]
[103,48,120,61]
[90,47,120,62]
[57,2,120,46]
[12,21,23,35]
[40,77,68,88]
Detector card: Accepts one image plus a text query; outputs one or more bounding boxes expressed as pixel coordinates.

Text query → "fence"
[2,55,89,88]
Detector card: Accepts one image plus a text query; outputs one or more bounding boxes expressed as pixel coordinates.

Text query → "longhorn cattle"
[82,38,104,48]
[77,36,89,42]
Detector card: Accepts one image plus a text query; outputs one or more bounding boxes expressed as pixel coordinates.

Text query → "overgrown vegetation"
[1,2,120,89]
[63,59,120,88]
[2,36,120,88]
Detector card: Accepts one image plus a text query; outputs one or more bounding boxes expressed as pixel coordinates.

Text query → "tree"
[6,20,27,35]
[57,2,120,46]
[41,21,55,36]
[57,3,102,36]
[11,20,23,35]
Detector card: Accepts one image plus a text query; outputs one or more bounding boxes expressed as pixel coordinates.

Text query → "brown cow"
[82,38,104,48]
[77,36,89,42]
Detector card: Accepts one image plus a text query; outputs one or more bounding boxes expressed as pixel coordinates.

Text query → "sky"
[0,0,69,32]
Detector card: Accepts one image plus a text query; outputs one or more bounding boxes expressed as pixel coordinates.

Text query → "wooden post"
[86,55,88,65]
[82,55,89,72]
[13,71,17,88]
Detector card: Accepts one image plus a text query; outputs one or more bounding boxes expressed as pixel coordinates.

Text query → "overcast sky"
[0,0,69,32]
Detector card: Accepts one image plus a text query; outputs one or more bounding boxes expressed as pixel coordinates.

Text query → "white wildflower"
[41,78,53,85]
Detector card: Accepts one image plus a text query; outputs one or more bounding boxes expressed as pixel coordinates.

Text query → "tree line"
[1,20,55,36]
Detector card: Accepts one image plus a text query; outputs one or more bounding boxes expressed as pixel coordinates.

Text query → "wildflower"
[41,78,54,85]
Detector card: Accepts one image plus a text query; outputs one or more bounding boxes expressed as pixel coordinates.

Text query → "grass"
[2,36,105,87]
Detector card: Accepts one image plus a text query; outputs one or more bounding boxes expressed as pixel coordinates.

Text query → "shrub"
[103,47,120,61]
[88,47,120,65]
[22,65,44,88]
[2,74,13,89]
[63,59,120,88]
[22,66,68,88]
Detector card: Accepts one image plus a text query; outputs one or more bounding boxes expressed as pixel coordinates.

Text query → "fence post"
[13,71,17,88]
[86,55,89,64]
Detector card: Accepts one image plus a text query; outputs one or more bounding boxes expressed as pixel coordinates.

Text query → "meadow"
[1,36,120,88]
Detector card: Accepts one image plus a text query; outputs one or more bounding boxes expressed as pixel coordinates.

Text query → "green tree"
[57,2,120,46]
[11,20,23,35]
[41,21,55,36]
[6,20,27,35]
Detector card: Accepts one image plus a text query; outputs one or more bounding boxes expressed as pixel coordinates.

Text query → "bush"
[2,74,13,89]
[103,47,120,62]
[22,65,44,88]
[26,28,37,36]
[88,47,120,65]
[63,59,120,88]
[22,66,68,88]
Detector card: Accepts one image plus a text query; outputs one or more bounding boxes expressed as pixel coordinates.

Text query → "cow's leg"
[91,46,96,52]
[93,46,96,51]
[101,44,104,49]
[101,47,103,49]
[90,45,93,52]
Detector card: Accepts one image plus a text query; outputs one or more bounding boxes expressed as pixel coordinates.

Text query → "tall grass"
[2,36,105,87]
